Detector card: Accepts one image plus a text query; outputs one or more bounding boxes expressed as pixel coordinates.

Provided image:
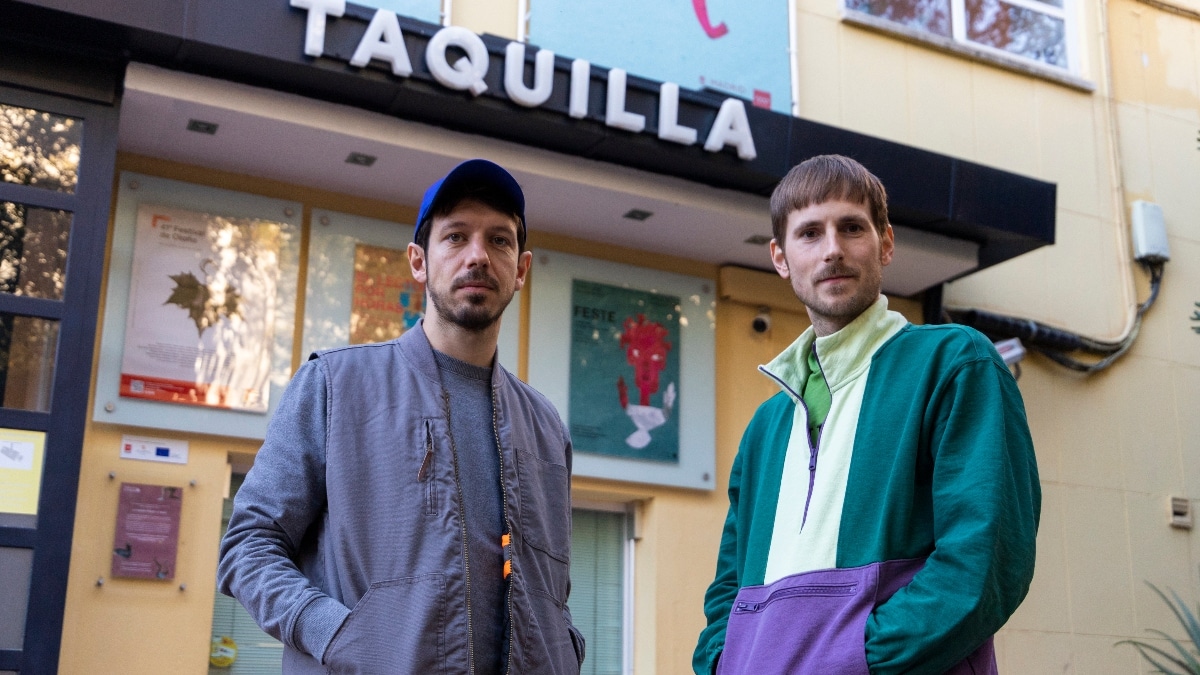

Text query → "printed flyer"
[568,279,681,463]
[120,204,283,412]
[350,243,424,344]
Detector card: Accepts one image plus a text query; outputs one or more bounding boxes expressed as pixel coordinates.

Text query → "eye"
[491,235,512,247]
[798,228,819,240]
[446,232,465,243]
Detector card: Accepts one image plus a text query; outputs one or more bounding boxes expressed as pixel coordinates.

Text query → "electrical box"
[1131,200,1170,263]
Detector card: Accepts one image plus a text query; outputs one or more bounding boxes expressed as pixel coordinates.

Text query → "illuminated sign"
[290,0,758,161]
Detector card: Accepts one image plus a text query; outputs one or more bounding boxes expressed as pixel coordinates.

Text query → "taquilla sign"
[290,0,758,161]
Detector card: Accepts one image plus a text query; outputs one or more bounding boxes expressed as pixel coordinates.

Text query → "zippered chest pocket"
[416,419,438,516]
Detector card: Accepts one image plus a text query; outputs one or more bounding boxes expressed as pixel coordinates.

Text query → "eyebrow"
[795,213,871,230]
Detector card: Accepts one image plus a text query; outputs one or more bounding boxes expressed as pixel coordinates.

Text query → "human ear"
[408,242,428,283]
[769,239,790,279]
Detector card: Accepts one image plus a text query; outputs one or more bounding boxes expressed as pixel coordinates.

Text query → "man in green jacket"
[694,155,1040,675]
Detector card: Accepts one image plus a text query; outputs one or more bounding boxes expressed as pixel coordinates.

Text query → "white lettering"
[605,69,645,133]
[504,42,554,108]
[426,26,490,96]
[704,98,757,160]
[291,0,346,58]
[349,10,413,76]
[569,59,590,119]
[657,83,697,146]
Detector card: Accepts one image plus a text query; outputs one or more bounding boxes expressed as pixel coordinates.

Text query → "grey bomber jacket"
[218,323,584,673]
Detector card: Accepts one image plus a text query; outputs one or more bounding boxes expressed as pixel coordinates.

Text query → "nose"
[821,226,845,261]
[463,233,491,268]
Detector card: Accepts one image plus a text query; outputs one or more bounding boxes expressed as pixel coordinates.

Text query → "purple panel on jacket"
[717,558,997,675]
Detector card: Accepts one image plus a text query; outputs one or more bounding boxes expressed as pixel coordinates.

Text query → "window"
[844,0,1080,79]
[570,507,634,675]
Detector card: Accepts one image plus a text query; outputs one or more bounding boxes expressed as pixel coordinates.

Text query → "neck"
[422,315,500,368]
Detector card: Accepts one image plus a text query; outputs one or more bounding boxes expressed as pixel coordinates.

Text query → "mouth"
[453,274,499,293]
[815,271,856,285]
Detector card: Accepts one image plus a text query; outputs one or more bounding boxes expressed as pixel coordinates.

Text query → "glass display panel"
[845,0,953,37]
[0,546,33,650]
[0,314,58,412]
[0,202,71,300]
[966,0,1067,68]
[0,104,81,193]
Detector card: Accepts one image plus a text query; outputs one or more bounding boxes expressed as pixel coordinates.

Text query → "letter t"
[291,0,347,58]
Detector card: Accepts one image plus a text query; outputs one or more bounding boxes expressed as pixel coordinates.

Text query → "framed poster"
[119,204,283,412]
[92,173,301,439]
[302,209,519,368]
[529,251,715,490]
[569,279,681,463]
[528,0,794,114]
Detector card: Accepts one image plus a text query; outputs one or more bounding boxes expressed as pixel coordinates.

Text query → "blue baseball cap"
[414,159,526,245]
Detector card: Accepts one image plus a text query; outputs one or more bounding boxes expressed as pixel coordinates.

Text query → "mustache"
[814,263,858,282]
[452,269,499,291]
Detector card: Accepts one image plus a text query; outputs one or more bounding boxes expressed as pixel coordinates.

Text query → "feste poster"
[350,243,424,344]
[119,204,283,412]
[568,279,681,463]
[111,482,183,580]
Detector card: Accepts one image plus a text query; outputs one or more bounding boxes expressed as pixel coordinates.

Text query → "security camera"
[751,308,771,334]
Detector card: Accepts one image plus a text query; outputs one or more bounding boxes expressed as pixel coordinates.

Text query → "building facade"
[0,0,1195,673]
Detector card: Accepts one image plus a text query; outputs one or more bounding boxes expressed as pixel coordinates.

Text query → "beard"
[427,268,512,332]
[797,261,883,329]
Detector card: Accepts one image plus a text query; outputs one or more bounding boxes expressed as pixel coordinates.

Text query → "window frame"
[841,0,1094,91]
[571,500,637,675]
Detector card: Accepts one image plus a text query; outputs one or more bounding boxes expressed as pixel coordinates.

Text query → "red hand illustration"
[693,0,729,39]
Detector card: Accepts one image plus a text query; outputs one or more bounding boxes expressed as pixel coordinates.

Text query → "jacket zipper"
[799,347,830,533]
[732,582,858,613]
[492,385,516,675]
[441,389,476,675]
[418,421,435,515]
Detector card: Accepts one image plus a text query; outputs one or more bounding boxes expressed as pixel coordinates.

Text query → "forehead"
[430,198,521,234]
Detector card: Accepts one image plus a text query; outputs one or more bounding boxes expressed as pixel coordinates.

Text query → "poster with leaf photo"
[119,204,283,412]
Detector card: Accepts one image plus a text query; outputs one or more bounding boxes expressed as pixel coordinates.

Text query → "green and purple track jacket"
[694,298,1040,675]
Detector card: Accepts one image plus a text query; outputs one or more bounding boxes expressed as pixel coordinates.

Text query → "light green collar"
[759,296,907,401]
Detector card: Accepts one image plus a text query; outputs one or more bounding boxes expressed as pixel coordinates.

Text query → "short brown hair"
[769,155,889,248]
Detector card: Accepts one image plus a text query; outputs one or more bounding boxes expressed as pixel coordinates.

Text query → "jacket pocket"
[322,574,446,674]
[515,448,571,563]
[417,419,437,516]
[720,569,872,675]
[517,587,582,675]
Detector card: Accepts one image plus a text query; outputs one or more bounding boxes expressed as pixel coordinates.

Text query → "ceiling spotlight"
[345,152,377,167]
[623,208,653,221]
[743,234,772,245]
[186,119,219,135]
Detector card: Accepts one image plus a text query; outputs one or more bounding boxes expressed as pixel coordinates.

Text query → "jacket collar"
[759,296,907,401]
[397,319,507,392]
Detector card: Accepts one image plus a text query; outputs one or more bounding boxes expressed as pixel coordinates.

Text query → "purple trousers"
[717,559,996,675]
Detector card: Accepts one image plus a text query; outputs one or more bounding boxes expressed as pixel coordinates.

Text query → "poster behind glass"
[529,0,792,113]
[119,204,283,413]
[569,279,681,463]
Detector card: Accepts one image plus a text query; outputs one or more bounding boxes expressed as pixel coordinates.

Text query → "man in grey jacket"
[219,159,584,674]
